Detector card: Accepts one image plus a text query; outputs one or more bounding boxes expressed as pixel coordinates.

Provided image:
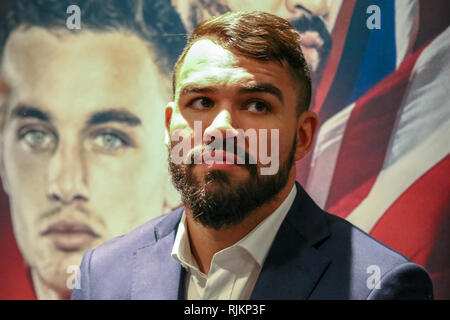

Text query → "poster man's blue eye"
[94,133,126,150]
[22,130,54,150]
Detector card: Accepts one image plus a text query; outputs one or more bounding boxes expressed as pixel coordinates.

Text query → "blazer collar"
[132,207,185,299]
[250,182,331,300]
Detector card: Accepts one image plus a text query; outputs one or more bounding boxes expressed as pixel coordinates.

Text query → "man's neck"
[185,172,297,275]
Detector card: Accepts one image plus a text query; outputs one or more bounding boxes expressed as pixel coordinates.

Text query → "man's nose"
[203,109,239,143]
[285,0,330,16]
[46,144,89,205]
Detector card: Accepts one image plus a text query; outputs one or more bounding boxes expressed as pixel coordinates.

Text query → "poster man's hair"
[0,0,187,72]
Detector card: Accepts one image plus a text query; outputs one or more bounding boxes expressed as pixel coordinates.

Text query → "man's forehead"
[177,39,290,93]
[180,39,239,72]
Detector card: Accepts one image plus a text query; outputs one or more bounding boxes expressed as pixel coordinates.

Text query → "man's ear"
[294,110,319,161]
[164,102,174,146]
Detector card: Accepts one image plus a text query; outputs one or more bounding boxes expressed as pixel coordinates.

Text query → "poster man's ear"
[0,77,11,194]
[0,156,10,194]
[0,76,10,120]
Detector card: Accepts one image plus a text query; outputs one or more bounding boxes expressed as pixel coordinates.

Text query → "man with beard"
[72,11,433,300]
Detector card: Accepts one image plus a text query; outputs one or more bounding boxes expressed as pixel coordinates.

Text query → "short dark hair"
[0,0,187,73]
[173,11,312,114]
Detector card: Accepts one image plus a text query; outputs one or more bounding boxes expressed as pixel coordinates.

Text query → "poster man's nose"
[46,145,89,204]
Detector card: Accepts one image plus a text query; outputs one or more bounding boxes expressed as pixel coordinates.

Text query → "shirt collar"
[171,212,198,270]
[171,184,297,269]
[235,184,297,267]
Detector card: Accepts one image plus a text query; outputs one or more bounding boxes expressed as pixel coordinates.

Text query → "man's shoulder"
[316,212,432,299]
[72,208,184,299]
[80,207,183,278]
[92,207,184,259]
[292,184,410,266]
[324,212,410,265]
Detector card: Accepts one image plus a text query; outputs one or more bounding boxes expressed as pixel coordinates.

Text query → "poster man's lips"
[42,220,98,235]
[42,221,99,252]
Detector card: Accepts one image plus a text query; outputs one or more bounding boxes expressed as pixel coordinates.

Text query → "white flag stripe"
[346,122,449,232]
[385,26,450,169]
[395,0,420,68]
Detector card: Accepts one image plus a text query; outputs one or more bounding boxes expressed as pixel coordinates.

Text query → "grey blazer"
[71,183,433,300]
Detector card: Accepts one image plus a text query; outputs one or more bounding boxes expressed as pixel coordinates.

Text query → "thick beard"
[168,136,297,230]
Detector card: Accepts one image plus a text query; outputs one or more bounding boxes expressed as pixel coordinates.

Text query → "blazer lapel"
[132,208,185,299]
[251,183,331,300]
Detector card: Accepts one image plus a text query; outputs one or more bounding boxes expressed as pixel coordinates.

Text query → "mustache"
[188,137,258,167]
[38,205,90,221]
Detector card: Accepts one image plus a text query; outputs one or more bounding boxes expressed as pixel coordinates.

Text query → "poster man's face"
[174,0,336,82]
[226,0,342,30]
[226,0,338,84]
[174,0,342,31]
[0,27,171,295]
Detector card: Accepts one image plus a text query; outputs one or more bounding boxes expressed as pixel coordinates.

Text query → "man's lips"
[200,149,252,170]
[42,221,100,252]
[202,149,238,164]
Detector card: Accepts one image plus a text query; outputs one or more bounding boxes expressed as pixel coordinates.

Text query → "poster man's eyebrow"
[87,109,142,126]
[11,105,51,122]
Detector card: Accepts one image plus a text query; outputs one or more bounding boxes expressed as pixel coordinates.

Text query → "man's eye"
[246,100,270,114]
[21,130,54,150]
[93,133,128,151]
[190,97,214,110]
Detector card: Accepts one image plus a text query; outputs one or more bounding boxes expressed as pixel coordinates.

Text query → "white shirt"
[171,184,297,300]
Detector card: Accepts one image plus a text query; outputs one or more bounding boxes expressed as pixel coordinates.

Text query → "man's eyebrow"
[11,105,51,122]
[87,109,142,126]
[238,83,284,102]
[179,83,284,102]
[179,85,218,97]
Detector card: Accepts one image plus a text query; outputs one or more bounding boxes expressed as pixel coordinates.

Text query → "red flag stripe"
[324,46,426,215]
[313,0,356,115]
